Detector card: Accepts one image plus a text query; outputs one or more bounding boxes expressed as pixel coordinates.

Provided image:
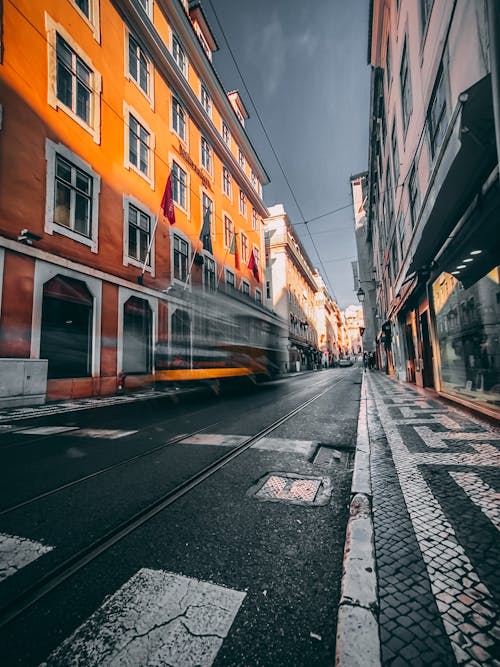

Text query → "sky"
[204,0,371,309]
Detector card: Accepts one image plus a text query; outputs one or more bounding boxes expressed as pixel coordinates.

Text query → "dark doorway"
[40,276,92,378]
[123,297,152,373]
[420,310,435,388]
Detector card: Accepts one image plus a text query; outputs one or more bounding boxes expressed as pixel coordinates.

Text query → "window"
[222,121,231,146]
[224,216,234,249]
[128,114,151,177]
[201,137,212,173]
[408,163,420,228]
[239,190,247,216]
[173,234,189,281]
[128,34,150,96]
[137,0,152,15]
[75,0,90,18]
[172,161,187,209]
[385,163,393,224]
[252,208,258,230]
[241,234,249,263]
[127,203,151,265]
[201,84,212,116]
[400,39,412,132]
[202,192,213,239]
[241,281,250,296]
[428,65,447,158]
[223,167,232,197]
[45,139,100,251]
[391,122,400,186]
[203,256,216,291]
[238,148,245,169]
[172,97,186,142]
[266,281,271,299]
[250,170,257,189]
[254,247,260,265]
[47,17,102,142]
[386,38,391,87]
[56,33,91,125]
[256,289,262,305]
[54,153,93,239]
[173,35,187,76]
[420,0,433,30]
[225,269,235,290]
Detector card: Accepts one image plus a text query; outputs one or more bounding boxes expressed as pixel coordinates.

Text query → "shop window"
[171,309,191,367]
[40,276,92,378]
[123,297,152,373]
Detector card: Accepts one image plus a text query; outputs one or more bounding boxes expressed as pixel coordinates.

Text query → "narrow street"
[0,369,359,666]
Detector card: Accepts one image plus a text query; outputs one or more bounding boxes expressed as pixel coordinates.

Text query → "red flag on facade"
[160,172,176,225]
[248,249,259,281]
[230,232,240,270]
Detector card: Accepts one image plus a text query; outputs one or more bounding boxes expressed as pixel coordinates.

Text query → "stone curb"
[335,372,381,667]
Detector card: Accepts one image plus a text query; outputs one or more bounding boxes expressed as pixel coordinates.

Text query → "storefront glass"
[432,268,500,416]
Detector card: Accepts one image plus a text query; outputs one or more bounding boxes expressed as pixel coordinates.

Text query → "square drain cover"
[249,472,332,506]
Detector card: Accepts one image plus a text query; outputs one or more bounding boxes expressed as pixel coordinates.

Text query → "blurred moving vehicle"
[338,356,354,367]
[155,286,287,386]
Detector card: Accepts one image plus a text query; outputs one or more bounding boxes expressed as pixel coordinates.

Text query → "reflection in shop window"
[432,268,500,415]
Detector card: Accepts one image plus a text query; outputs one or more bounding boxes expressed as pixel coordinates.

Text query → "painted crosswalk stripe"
[179,433,316,457]
[449,471,500,530]
[0,533,53,583]
[72,428,138,439]
[42,569,245,666]
[17,426,80,435]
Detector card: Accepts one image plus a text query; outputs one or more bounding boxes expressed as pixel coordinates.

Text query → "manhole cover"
[248,472,332,506]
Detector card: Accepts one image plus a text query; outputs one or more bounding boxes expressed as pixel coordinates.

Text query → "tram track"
[0,377,344,629]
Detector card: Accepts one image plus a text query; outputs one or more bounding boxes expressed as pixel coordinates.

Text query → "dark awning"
[408,74,496,277]
[437,175,500,288]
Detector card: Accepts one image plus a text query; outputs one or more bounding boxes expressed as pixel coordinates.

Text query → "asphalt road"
[0,367,362,666]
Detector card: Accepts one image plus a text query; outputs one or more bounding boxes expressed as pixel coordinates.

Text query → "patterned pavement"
[366,371,499,666]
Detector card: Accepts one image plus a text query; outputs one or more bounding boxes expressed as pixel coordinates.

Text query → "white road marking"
[17,426,80,435]
[179,433,316,456]
[42,568,245,666]
[0,533,53,583]
[71,428,138,439]
[449,472,500,531]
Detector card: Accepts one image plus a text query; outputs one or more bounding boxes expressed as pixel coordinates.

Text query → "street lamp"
[356,287,365,303]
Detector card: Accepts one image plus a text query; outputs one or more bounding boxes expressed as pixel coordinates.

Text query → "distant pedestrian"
[363,352,369,370]
[369,352,375,370]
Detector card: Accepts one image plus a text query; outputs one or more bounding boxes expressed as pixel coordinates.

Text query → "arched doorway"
[123,297,152,373]
[40,275,93,378]
[171,309,191,367]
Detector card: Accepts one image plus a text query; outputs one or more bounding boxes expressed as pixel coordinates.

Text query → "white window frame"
[225,268,236,290]
[171,228,191,287]
[222,166,232,199]
[136,0,153,19]
[46,14,102,143]
[223,214,234,250]
[201,190,215,243]
[200,136,213,175]
[255,289,262,305]
[222,120,231,147]
[252,208,258,230]
[239,189,247,217]
[170,156,189,216]
[126,29,154,107]
[171,95,187,145]
[123,195,155,275]
[45,138,100,252]
[203,254,216,291]
[241,233,249,264]
[238,148,245,170]
[240,280,250,296]
[200,83,212,117]
[172,34,187,77]
[69,0,101,42]
[124,102,155,187]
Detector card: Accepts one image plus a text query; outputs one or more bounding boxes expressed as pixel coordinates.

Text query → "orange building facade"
[0,0,269,403]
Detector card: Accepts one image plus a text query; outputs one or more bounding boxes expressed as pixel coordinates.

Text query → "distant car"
[339,356,353,367]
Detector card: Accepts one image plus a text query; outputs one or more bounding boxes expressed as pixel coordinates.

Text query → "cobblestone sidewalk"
[366,371,499,667]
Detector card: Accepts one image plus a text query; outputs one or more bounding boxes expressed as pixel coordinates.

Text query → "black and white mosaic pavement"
[367,372,499,666]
